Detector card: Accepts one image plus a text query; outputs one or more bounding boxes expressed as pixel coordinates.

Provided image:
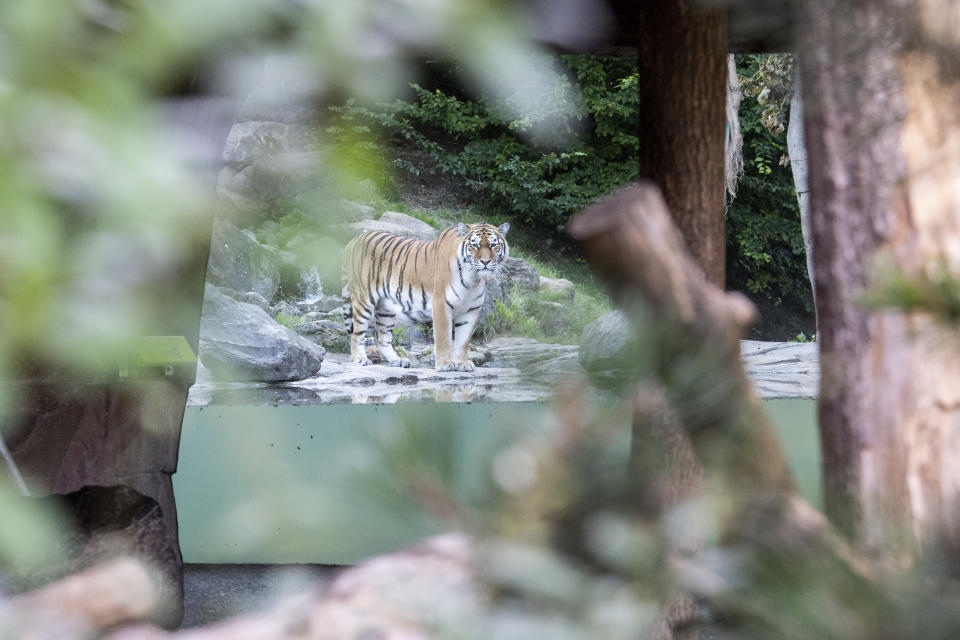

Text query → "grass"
[275,312,307,329]
[482,279,612,345]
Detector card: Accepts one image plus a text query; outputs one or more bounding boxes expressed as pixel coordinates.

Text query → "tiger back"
[343,221,509,371]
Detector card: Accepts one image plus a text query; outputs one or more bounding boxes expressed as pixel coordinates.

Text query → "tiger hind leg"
[374,305,410,368]
[349,301,374,366]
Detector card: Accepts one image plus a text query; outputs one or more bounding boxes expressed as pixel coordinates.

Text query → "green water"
[174,399,819,564]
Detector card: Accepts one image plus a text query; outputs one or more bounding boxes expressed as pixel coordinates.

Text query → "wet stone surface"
[188,353,560,405]
[188,339,819,406]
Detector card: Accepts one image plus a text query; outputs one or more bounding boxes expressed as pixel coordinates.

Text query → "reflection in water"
[188,365,560,406]
[188,342,584,406]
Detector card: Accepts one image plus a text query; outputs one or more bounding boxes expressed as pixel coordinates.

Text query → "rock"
[343,211,438,243]
[336,200,377,222]
[503,258,540,296]
[6,381,187,603]
[295,319,350,353]
[578,310,632,372]
[539,276,575,301]
[272,300,303,320]
[205,219,281,301]
[537,300,572,335]
[199,284,325,382]
[391,317,432,347]
[10,486,183,628]
[221,121,300,169]
[219,289,272,313]
[219,151,328,212]
[302,295,345,315]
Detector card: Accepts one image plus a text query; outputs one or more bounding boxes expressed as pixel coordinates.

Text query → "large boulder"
[221,121,305,169]
[578,310,632,372]
[503,258,540,295]
[539,276,575,301]
[343,211,439,243]
[218,151,328,214]
[199,284,325,382]
[205,219,282,301]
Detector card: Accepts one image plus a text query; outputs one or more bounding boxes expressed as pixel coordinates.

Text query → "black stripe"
[379,312,396,318]
[407,283,413,306]
[454,321,467,327]
[378,237,403,295]
[467,305,481,312]
[457,261,466,288]
[396,242,412,296]
[384,236,407,295]
[445,297,455,309]
[421,285,427,308]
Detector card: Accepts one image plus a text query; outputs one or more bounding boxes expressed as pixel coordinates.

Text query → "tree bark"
[571,184,795,500]
[637,0,728,288]
[797,0,960,557]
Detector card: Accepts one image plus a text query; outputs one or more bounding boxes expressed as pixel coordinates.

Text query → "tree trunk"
[786,71,816,331]
[637,0,728,288]
[797,0,960,558]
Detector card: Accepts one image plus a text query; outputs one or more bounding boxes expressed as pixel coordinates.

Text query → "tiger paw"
[435,360,457,372]
[354,357,372,366]
[456,360,475,372]
[388,358,411,368]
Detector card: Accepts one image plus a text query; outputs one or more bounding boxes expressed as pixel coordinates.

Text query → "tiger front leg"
[450,309,481,372]
[431,296,458,372]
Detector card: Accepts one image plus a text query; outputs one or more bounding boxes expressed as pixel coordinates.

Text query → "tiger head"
[456,222,510,274]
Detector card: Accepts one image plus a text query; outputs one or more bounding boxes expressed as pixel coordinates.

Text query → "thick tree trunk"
[637,0,728,288]
[797,0,960,557]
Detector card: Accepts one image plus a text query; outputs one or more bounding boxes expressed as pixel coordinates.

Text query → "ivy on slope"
[325,55,639,229]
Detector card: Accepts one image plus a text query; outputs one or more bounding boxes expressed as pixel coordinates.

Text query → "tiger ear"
[456,222,470,237]
[498,222,510,236]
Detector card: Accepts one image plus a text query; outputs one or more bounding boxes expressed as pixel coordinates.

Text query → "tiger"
[343,221,510,371]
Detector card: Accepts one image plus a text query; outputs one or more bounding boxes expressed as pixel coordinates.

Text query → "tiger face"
[456,222,510,274]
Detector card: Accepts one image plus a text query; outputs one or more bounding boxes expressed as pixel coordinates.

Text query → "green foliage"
[391,325,409,349]
[275,312,306,328]
[727,54,812,311]
[324,55,639,229]
[865,261,960,327]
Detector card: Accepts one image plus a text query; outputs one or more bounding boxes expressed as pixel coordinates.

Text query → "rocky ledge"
[188,337,818,406]
[189,356,551,405]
